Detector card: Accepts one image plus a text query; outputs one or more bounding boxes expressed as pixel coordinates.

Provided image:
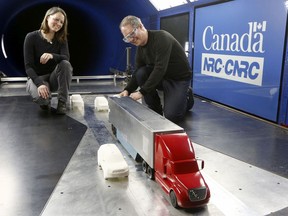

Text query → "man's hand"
[38,85,50,99]
[130,91,142,101]
[119,90,129,97]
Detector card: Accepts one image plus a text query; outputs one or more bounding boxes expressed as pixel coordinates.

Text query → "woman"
[24,6,73,114]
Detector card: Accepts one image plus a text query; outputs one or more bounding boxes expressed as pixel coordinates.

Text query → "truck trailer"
[108,96,210,208]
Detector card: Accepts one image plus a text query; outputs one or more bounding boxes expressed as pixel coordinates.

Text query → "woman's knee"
[59,60,73,73]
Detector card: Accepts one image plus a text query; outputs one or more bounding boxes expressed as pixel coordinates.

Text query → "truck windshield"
[172,160,198,174]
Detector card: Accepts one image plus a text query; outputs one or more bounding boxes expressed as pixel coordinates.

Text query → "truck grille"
[188,187,207,201]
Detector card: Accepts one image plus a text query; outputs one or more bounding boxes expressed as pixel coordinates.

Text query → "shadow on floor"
[0,96,87,216]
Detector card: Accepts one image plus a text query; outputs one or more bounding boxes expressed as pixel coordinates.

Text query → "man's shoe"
[186,87,194,111]
[56,100,67,115]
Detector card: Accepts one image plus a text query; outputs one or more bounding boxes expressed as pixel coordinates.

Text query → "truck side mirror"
[197,159,205,170]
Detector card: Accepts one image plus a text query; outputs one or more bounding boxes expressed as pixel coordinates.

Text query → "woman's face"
[47,12,65,33]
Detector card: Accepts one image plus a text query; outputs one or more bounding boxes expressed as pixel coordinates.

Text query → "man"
[119,15,194,123]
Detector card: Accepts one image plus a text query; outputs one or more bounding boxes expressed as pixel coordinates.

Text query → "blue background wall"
[0,0,157,76]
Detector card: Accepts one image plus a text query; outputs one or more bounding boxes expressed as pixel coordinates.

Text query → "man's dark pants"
[135,66,192,123]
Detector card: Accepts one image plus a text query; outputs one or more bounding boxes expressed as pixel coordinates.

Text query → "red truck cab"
[154,132,210,208]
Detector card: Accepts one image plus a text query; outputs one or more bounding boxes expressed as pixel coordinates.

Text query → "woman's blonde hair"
[40,7,68,43]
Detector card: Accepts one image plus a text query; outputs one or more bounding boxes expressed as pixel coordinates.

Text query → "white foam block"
[70,94,84,110]
[94,96,109,111]
[71,94,82,100]
[97,143,129,180]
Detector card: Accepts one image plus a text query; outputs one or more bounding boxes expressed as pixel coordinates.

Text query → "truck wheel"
[142,160,147,173]
[169,190,178,208]
[147,166,154,180]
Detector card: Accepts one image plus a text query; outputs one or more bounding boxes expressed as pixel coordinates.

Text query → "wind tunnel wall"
[0,0,157,77]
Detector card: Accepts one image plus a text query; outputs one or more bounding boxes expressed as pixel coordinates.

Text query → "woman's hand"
[40,53,53,64]
[38,85,50,99]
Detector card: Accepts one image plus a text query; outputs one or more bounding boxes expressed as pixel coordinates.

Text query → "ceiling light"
[149,0,189,11]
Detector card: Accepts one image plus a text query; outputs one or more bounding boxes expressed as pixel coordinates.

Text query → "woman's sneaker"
[36,98,51,111]
[40,103,50,110]
[56,100,67,115]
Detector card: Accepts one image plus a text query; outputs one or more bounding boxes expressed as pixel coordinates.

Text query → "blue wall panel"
[192,0,287,122]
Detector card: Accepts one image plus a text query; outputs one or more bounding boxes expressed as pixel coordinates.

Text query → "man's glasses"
[123,28,137,43]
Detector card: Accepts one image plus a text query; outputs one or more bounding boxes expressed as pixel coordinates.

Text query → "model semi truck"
[108,96,210,208]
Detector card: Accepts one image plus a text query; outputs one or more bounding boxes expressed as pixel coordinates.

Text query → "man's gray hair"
[119,15,142,29]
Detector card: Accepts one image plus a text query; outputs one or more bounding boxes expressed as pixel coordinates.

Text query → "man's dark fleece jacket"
[124,30,192,95]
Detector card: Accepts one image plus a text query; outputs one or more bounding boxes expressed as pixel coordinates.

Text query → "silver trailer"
[108,96,184,170]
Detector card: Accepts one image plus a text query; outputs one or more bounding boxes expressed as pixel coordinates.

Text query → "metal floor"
[1,80,288,216]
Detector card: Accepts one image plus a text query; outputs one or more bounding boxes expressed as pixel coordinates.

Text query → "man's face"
[121,24,145,46]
